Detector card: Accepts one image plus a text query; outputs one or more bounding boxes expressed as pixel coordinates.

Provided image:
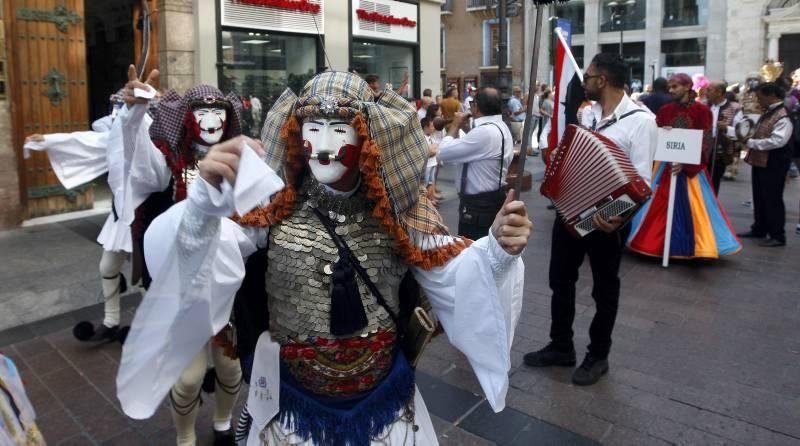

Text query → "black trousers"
[711,157,728,195]
[549,219,623,360]
[751,153,791,242]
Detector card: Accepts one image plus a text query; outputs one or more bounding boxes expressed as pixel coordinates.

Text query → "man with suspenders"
[438,87,515,240]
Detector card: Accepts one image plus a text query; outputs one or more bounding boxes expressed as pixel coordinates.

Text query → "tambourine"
[735,117,756,141]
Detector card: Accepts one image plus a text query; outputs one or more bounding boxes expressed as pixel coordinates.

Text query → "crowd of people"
[2,52,799,446]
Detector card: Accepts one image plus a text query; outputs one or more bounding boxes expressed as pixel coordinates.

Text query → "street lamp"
[607,0,635,57]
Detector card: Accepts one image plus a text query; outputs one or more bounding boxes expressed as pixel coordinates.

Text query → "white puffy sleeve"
[121,103,171,212]
[23,130,109,190]
[411,231,524,412]
[117,177,268,419]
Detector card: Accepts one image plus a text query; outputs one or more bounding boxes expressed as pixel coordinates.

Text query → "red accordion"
[541,124,652,237]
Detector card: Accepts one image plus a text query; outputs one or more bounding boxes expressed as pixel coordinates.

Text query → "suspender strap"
[592,108,648,132]
[460,122,505,194]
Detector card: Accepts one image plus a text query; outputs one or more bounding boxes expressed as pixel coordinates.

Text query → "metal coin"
[329,211,337,220]
[305,256,315,266]
[323,264,333,275]
[338,214,347,223]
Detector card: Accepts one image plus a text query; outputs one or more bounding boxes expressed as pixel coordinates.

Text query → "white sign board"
[352,0,418,44]
[655,128,703,165]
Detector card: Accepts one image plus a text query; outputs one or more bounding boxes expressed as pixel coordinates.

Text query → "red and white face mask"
[193,107,227,145]
[301,118,360,185]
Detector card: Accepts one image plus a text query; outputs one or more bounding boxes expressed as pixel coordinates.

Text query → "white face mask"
[302,118,360,185]
[193,107,227,145]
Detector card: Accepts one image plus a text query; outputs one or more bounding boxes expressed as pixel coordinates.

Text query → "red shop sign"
[235,0,321,13]
[356,8,417,28]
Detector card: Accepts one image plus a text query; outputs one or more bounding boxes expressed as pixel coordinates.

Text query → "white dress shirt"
[709,99,743,139]
[747,102,794,151]
[581,94,658,185]
[437,115,515,194]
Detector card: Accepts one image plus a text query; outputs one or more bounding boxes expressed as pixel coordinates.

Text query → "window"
[600,0,646,32]
[661,38,707,67]
[555,1,585,35]
[351,40,415,99]
[600,42,645,90]
[482,19,511,67]
[572,45,585,70]
[663,0,708,27]
[220,30,317,136]
[220,30,318,103]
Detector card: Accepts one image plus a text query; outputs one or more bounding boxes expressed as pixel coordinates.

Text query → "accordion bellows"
[541,125,652,237]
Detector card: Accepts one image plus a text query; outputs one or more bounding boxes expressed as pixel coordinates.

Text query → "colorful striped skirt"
[627,162,742,260]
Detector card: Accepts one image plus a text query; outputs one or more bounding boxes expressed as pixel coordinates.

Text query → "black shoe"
[213,428,235,446]
[523,343,576,367]
[736,231,766,239]
[571,355,609,386]
[73,322,119,342]
[759,238,786,247]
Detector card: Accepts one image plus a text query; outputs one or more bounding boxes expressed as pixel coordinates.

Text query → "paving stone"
[99,429,149,445]
[438,425,497,446]
[416,370,482,423]
[73,403,131,443]
[36,410,83,442]
[602,425,672,446]
[56,433,97,445]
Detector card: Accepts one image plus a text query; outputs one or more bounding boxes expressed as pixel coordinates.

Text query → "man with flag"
[525,52,657,386]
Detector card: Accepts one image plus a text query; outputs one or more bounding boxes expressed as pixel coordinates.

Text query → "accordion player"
[541,124,652,237]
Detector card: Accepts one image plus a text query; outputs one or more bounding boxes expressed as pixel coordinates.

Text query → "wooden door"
[6,0,92,218]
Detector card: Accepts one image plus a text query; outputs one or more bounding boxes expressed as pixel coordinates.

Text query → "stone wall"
[0,100,21,230]
[157,0,195,93]
[725,0,769,83]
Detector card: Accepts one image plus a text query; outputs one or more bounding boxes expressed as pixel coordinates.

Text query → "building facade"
[0,0,443,229]
[443,0,800,93]
[440,0,527,97]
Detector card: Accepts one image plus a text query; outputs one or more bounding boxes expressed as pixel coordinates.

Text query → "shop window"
[220,30,318,136]
[555,1,585,35]
[482,19,511,67]
[600,0,646,32]
[663,0,708,27]
[351,40,414,98]
[661,38,706,68]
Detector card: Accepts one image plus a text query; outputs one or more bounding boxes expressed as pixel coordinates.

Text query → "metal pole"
[514,5,545,199]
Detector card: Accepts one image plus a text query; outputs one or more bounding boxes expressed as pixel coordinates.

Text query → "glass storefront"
[661,38,707,67]
[555,1,585,35]
[600,0,646,32]
[600,42,645,90]
[350,40,415,99]
[220,30,318,135]
[663,0,708,27]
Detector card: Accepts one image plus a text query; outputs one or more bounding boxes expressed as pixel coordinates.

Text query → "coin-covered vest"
[265,179,409,397]
[752,105,791,165]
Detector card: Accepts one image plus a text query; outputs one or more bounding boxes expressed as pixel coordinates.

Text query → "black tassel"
[328,254,368,336]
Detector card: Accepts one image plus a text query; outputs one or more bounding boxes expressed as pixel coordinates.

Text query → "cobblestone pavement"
[2,161,799,445]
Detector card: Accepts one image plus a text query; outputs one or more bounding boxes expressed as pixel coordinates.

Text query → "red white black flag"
[548,27,585,157]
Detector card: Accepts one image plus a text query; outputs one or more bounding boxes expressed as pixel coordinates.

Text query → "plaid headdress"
[263,71,427,214]
[149,84,243,156]
[255,71,467,269]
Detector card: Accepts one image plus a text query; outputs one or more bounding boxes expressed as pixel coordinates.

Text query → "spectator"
[438,88,514,239]
[440,87,462,121]
[365,74,381,97]
[508,86,526,144]
[642,77,672,114]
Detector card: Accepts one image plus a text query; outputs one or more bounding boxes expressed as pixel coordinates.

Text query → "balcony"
[441,0,454,14]
[467,0,498,11]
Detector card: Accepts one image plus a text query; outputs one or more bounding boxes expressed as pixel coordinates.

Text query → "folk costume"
[117,72,525,445]
[742,102,795,245]
[22,93,136,343]
[709,99,743,193]
[627,76,742,260]
[119,84,245,445]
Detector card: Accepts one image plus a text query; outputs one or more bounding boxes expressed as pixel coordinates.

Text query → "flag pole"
[515,3,547,200]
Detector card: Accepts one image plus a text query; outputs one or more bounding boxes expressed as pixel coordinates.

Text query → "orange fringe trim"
[350,114,469,270]
[236,113,469,270]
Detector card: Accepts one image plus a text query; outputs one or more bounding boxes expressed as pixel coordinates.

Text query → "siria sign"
[235,0,321,13]
[356,9,417,27]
